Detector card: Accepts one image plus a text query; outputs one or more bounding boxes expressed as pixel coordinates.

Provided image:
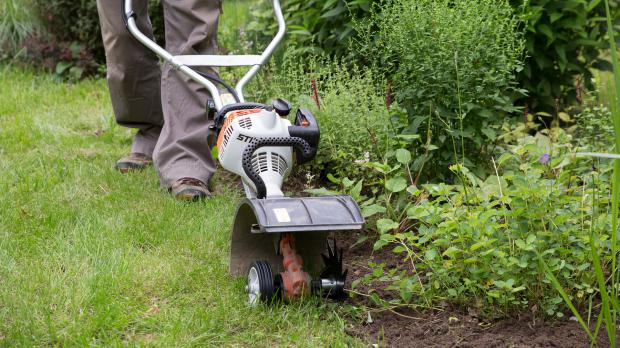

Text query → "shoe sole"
[175,189,210,202]
[116,162,150,173]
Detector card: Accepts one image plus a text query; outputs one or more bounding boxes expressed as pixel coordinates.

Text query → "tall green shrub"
[358,0,524,179]
[512,0,615,112]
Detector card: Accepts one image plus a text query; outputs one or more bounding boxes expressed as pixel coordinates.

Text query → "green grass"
[0,66,360,346]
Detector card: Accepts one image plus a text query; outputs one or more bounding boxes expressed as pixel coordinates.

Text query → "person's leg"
[154,0,220,198]
[96,0,163,170]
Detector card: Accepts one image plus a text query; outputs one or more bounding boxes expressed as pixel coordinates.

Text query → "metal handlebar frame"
[123,0,286,111]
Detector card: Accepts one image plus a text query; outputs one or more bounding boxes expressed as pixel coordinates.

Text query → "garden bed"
[338,231,616,347]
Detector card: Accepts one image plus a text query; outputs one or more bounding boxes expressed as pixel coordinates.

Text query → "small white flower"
[355,151,370,164]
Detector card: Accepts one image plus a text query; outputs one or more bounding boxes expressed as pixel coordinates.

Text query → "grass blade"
[603,0,620,340]
[591,312,604,348]
[589,230,615,347]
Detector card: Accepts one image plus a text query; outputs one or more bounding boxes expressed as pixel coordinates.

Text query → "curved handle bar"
[122,0,286,110]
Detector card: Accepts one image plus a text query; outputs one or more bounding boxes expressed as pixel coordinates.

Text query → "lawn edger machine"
[123,0,364,303]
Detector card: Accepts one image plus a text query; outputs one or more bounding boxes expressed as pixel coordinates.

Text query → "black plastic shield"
[229,195,364,277]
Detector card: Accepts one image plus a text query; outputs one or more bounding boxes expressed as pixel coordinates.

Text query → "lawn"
[0,66,360,347]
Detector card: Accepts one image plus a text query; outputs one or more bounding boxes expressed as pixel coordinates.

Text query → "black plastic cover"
[239,195,364,233]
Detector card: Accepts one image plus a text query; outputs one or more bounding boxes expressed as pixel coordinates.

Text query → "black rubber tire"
[247,260,275,303]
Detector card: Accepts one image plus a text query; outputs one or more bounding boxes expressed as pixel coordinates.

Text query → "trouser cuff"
[131,126,161,156]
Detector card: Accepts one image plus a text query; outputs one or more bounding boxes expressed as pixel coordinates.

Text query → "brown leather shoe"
[171,177,211,201]
[115,153,153,173]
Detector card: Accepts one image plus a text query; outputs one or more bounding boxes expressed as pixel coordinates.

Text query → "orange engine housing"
[216,109,263,149]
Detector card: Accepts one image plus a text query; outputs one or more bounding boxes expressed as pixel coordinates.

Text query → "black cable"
[195,70,241,103]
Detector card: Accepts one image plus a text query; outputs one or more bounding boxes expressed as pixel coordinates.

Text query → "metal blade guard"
[230,195,364,277]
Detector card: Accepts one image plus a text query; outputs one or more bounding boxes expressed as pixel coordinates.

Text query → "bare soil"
[338,231,615,348]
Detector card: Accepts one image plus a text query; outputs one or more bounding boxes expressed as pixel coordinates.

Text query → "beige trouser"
[96,0,220,187]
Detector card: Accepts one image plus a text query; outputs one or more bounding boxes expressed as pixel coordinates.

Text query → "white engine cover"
[217,109,293,198]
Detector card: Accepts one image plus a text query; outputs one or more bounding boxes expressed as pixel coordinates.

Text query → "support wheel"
[246,260,276,305]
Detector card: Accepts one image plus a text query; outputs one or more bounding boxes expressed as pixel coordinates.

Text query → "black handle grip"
[288,108,320,151]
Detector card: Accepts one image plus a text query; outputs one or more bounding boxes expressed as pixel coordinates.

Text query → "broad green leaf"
[396,149,412,164]
[385,177,407,192]
[350,179,363,198]
[55,62,72,75]
[366,162,392,174]
[549,12,563,23]
[538,24,554,42]
[558,112,571,122]
[373,239,388,250]
[392,245,406,253]
[407,205,429,219]
[400,282,413,302]
[396,134,421,142]
[327,173,340,184]
[362,204,387,218]
[442,246,461,258]
[497,153,514,166]
[425,249,438,261]
[321,5,345,18]
[526,234,536,244]
[470,240,487,251]
[515,239,534,251]
[377,218,399,233]
[481,128,496,140]
[587,0,602,11]
[342,177,355,188]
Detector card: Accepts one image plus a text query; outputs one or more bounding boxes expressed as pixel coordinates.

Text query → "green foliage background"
[512,0,616,111]
[249,0,619,114]
[247,0,374,57]
[33,0,165,63]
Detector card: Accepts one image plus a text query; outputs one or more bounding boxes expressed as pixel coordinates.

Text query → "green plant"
[512,0,620,112]
[357,0,524,180]
[573,102,615,150]
[247,0,373,57]
[541,1,620,345]
[350,119,616,318]
[19,36,99,81]
[0,0,41,54]
[218,0,252,55]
